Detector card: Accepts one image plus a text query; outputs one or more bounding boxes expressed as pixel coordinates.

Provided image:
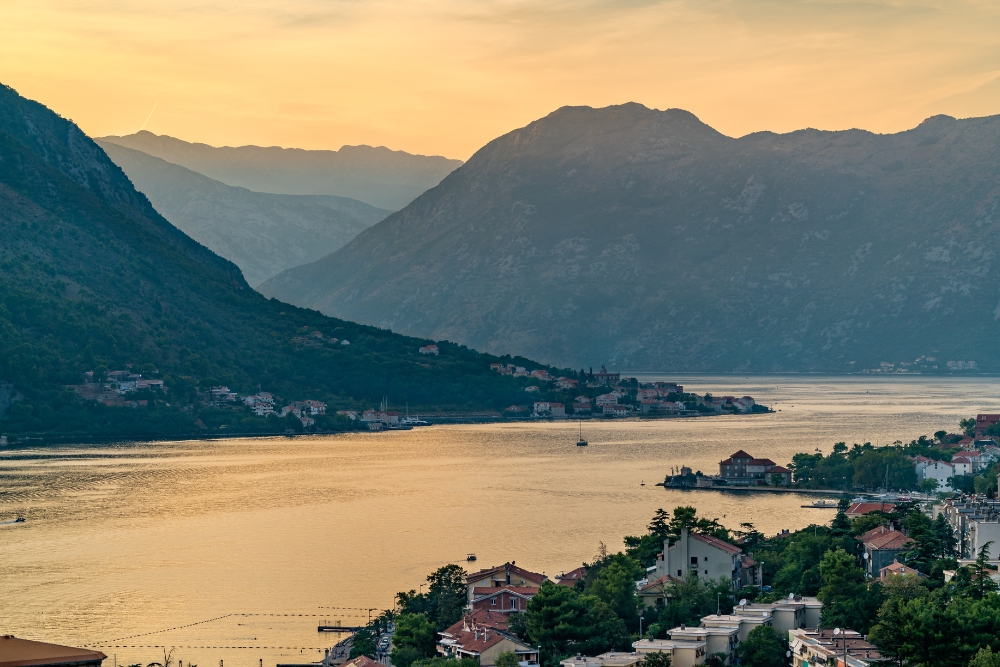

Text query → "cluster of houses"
[241,391,327,426]
[667,450,793,489]
[438,526,888,667]
[82,369,164,394]
[290,329,350,348]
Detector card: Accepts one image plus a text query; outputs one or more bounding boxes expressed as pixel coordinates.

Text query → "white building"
[914,456,959,491]
[632,639,706,667]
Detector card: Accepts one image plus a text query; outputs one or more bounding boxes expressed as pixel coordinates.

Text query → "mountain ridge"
[96,140,389,286]
[98,130,462,210]
[260,102,1000,372]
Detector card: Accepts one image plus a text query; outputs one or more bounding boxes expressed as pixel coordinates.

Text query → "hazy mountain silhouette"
[98,131,462,210]
[260,103,1000,372]
[97,141,389,286]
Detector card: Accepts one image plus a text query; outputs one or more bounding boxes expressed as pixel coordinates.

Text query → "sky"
[2,0,1000,159]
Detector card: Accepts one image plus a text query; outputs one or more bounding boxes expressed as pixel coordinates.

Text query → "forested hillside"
[0,84,560,441]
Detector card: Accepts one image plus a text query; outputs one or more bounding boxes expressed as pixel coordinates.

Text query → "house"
[0,636,106,667]
[550,403,566,417]
[252,403,274,417]
[914,456,958,490]
[654,382,683,395]
[632,639,706,667]
[555,378,579,390]
[845,502,895,519]
[244,392,274,406]
[668,625,740,664]
[951,451,981,475]
[465,563,547,603]
[595,394,618,406]
[593,366,620,385]
[530,370,553,381]
[437,619,538,667]
[524,386,540,393]
[857,525,913,577]
[419,344,440,355]
[879,559,925,580]
[210,386,237,401]
[718,451,790,486]
[701,613,772,642]
[296,400,327,416]
[556,566,587,587]
[975,414,1000,437]
[610,407,633,418]
[637,574,677,608]
[788,628,882,667]
[636,389,658,401]
[533,401,551,416]
[135,379,164,390]
[733,397,756,413]
[343,657,379,667]
[653,528,742,589]
[573,402,592,413]
[735,596,822,634]
[471,586,539,613]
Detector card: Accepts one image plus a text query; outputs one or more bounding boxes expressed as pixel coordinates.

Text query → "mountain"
[0,83,560,439]
[95,141,389,286]
[98,131,462,211]
[260,103,1000,373]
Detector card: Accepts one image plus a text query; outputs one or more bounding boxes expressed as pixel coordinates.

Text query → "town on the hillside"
[63,355,769,436]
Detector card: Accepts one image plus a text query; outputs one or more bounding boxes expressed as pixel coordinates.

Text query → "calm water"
[1,375,997,667]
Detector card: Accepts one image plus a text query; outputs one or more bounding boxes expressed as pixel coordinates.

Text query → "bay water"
[1,375,997,667]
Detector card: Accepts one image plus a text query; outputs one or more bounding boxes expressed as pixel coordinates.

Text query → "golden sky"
[3,0,1000,159]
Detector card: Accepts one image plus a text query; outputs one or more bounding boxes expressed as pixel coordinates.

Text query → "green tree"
[970,647,1000,667]
[391,613,437,667]
[921,478,940,493]
[587,554,643,630]
[652,574,733,634]
[961,418,977,437]
[735,626,787,667]
[818,548,874,631]
[427,564,468,630]
[523,581,629,660]
[349,629,378,659]
[971,542,999,600]
[494,651,520,667]
[641,653,671,667]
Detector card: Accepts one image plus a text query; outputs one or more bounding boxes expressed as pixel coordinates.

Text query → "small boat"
[15,517,25,523]
[466,553,477,562]
[576,420,588,447]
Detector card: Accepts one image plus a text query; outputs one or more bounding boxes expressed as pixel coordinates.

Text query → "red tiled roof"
[729,450,753,460]
[846,502,895,516]
[442,610,509,636]
[748,458,777,466]
[857,525,892,542]
[865,531,914,551]
[880,560,924,578]
[557,566,587,585]
[691,532,742,556]
[638,574,679,593]
[769,465,790,473]
[465,564,546,585]
[471,586,539,597]
[345,657,379,667]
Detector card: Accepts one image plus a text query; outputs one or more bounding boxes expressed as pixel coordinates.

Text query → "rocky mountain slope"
[98,131,462,210]
[97,141,388,286]
[0,83,555,439]
[260,103,1000,372]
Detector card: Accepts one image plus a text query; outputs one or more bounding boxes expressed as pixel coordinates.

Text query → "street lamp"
[833,628,847,666]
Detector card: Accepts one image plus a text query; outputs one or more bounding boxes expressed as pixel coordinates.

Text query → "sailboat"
[576,420,588,447]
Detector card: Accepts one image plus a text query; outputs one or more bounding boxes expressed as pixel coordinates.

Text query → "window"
[690,557,698,565]
[678,569,682,576]
[704,557,708,562]
[491,598,497,606]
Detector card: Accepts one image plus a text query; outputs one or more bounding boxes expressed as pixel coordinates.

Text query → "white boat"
[576,421,588,447]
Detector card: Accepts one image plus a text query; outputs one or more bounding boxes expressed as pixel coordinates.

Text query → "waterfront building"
[470,585,538,613]
[437,621,538,667]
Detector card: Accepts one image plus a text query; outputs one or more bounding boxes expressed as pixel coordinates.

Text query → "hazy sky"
[3,0,1000,159]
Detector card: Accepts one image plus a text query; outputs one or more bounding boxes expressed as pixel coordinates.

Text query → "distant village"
[67,349,769,434]
[489,363,768,420]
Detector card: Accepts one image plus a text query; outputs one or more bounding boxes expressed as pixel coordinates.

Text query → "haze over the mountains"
[97,141,389,286]
[99,131,463,211]
[261,103,1000,373]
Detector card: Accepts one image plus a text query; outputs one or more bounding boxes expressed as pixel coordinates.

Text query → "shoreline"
[657,483,844,496]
